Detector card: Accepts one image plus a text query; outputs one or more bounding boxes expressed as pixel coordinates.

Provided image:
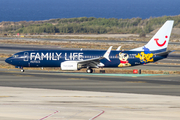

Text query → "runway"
[1,39,180,119]
[1,69,180,120]
[1,37,180,45]
[1,42,180,95]
[1,68,180,96]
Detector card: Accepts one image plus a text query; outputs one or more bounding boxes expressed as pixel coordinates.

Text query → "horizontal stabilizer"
[155,50,174,56]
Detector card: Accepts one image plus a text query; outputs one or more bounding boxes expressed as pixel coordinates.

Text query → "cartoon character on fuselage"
[5,20,174,73]
[118,52,131,67]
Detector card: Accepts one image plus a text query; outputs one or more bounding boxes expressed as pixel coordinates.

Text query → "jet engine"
[61,61,82,71]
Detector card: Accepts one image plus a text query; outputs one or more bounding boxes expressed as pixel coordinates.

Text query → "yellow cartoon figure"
[145,53,154,62]
[135,52,154,63]
[118,52,131,67]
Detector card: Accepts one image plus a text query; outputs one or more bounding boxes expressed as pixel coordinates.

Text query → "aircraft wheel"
[21,69,25,72]
[86,68,93,73]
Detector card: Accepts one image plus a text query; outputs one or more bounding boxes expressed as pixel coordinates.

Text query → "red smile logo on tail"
[154,36,167,47]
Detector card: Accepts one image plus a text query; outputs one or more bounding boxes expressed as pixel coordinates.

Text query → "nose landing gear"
[15,66,25,72]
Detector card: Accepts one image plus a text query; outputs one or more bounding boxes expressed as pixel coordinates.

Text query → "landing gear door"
[24,52,29,61]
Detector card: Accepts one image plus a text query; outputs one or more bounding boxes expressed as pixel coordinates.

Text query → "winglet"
[103,46,113,61]
[116,46,121,51]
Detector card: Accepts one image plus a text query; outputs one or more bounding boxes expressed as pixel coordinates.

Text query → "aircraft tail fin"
[130,20,174,52]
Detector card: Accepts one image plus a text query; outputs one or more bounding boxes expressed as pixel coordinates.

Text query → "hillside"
[1,15,180,36]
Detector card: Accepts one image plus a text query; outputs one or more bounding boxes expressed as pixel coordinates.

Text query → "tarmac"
[0,86,180,120]
[0,39,180,120]
[0,69,180,119]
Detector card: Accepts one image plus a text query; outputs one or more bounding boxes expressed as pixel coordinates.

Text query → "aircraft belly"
[28,60,61,67]
[101,58,141,67]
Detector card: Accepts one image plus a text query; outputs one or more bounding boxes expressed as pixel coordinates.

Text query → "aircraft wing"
[77,46,113,68]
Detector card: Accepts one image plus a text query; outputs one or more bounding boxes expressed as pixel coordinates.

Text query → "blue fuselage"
[5,49,167,68]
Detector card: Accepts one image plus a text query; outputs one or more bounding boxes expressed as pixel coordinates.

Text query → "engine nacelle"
[61,61,80,71]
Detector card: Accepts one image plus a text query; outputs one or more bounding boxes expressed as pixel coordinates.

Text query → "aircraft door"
[24,52,29,61]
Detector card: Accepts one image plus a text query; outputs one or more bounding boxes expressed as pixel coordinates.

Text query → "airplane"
[5,20,174,73]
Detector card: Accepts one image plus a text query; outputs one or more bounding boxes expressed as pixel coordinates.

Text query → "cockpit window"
[12,54,19,58]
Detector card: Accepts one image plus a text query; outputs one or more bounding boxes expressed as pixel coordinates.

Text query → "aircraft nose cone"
[5,58,11,64]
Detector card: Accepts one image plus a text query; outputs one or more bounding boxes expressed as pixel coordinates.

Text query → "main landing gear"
[20,66,24,72]
[86,68,93,73]
[20,69,25,72]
